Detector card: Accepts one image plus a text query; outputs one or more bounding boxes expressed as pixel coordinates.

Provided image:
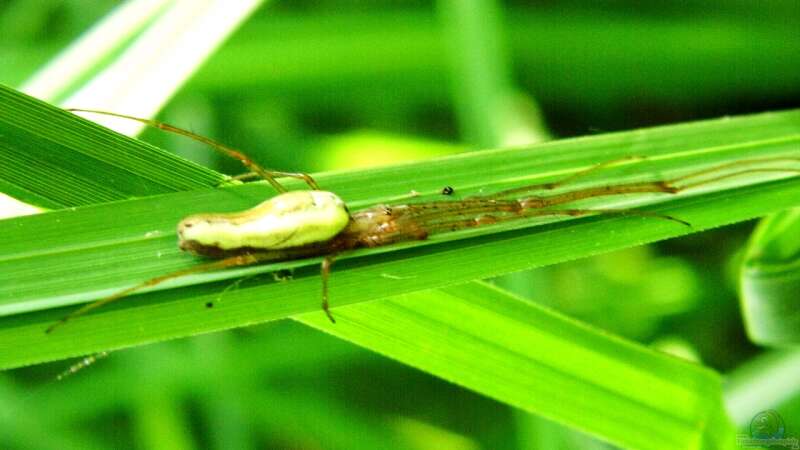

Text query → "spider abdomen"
[177,191,350,253]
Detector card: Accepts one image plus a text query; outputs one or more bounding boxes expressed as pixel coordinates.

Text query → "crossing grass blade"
[0,84,224,208]
[740,208,800,345]
[297,282,736,450]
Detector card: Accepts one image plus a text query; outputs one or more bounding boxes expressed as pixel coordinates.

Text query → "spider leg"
[513,159,800,210]
[669,157,800,187]
[321,256,337,324]
[226,169,321,190]
[545,155,646,189]
[46,253,272,334]
[422,206,689,234]
[390,157,799,236]
[67,109,321,192]
[229,172,261,182]
[56,351,110,381]
[391,199,522,222]
[672,167,800,190]
[390,168,677,220]
[478,156,800,207]
[484,155,645,199]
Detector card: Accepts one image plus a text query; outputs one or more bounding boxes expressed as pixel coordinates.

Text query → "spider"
[45,109,800,333]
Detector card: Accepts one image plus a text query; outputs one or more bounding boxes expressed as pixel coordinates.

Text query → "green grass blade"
[297,282,735,450]
[20,0,265,138]
[20,0,173,103]
[1,107,799,369]
[58,0,265,136]
[740,209,800,345]
[0,84,224,207]
[437,0,548,147]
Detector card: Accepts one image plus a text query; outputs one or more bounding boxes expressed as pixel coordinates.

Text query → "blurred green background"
[1,1,800,449]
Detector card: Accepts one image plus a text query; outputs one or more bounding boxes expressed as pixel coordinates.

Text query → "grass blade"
[740,209,800,345]
[298,282,735,450]
[0,84,224,207]
[1,104,799,368]
[60,0,265,136]
[20,0,173,103]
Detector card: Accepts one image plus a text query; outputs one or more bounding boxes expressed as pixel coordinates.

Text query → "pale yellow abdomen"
[177,191,350,250]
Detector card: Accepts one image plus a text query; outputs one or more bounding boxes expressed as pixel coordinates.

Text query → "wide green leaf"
[1,94,799,368]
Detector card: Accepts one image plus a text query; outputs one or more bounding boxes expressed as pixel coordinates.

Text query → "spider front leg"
[68,109,321,192]
[666,156,800,190]
[45,253,273,334]
[486,155,800,203]
[484,155,646,200]
[501,156,800,211]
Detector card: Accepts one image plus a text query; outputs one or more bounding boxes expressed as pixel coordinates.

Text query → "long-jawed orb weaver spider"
[45,109,800,333]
